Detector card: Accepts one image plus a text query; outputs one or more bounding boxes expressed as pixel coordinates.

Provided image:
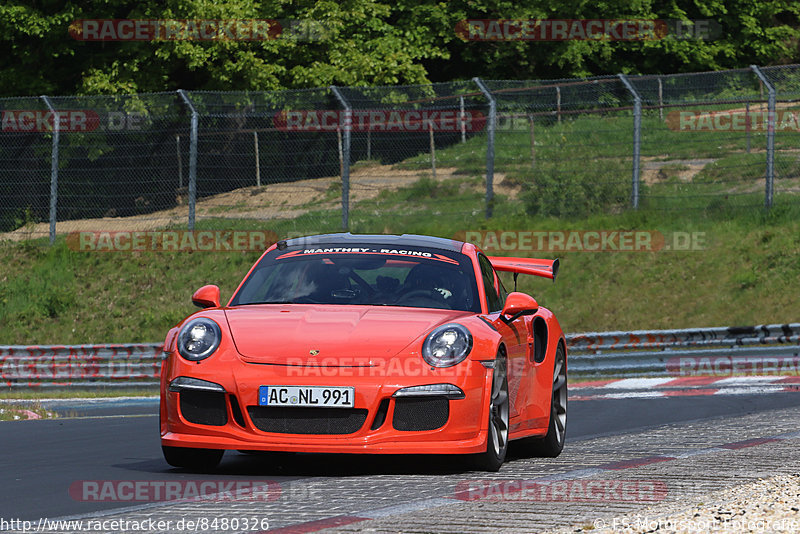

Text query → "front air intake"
[247,406,368,435]
[179,390,228,426]
[392,397,449,431]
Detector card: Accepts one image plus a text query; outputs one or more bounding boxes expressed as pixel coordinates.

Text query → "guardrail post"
[41,95,59,245]
[177,90,198,230]
[751,65,775,210]
[618,74,642,209]
[330,86,351,230]
[473,77,495,218]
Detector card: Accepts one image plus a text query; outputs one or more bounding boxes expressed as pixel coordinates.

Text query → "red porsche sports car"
[160,233,566,471]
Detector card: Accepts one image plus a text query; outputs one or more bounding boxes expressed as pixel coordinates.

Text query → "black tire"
[162,445,223,470]
[472,349,510,472]
[520,343,567,457]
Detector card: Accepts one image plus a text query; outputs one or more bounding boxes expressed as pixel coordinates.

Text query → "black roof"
[282,233,464,253]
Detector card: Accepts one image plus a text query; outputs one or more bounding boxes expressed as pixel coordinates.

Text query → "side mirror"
[501,292,538,317]
[192,285,221,309]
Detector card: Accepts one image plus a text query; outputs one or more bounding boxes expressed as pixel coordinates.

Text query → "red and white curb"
[570,375,800,401]
[0,407,43,420]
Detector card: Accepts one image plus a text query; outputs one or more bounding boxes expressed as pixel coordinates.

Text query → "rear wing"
[488,257,560,282]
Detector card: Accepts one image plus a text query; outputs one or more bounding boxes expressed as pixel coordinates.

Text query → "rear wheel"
[472,350,509,472]
[162,445,223,470]
[521,343,567,457]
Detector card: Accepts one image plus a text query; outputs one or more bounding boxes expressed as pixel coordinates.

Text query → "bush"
[518,158,631,218]
[402,177,460,200]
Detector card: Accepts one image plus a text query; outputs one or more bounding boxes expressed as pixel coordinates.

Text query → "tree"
[1,0,799,97]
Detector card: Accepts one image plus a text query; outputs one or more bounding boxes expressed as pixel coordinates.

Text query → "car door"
[477,254,528,426]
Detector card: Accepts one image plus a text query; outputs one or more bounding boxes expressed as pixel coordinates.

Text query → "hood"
[224,304,470,365]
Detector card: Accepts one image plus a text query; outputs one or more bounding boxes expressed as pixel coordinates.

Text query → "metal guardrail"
[2,324,799,386]
[0,343,162,387]
[568,323,800,377]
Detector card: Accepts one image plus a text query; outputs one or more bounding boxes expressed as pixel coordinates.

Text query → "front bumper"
[161,355,493,455]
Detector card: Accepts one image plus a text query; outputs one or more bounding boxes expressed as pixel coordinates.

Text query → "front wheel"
[472,350,509,472]
[162,445,223,471]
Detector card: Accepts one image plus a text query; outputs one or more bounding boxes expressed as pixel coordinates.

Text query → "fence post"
[528,114,536,167]
[459,95,466,143]
[176,135,183,188]
[751,65,775,210]
[177,90,198,230]
[41,95,59,245]
[429,122,437,179]
[473,77,495,219]
[618,74,642,209]
[330,86,351,230]
[336,127,343,177]
[253,131,261,187]
[556,86,561,123]
[745,102,751,154]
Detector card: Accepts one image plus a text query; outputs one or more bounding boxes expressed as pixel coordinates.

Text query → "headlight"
[176,318,221,361]
[422,323,473,367]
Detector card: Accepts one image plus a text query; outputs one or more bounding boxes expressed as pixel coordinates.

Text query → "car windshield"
[230,246,481,312]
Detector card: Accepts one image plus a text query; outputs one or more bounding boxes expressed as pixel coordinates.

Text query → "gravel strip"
[325,407,800,534]
[9,403,800,533]
[557,473,800,533]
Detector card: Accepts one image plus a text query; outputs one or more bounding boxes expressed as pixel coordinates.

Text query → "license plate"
[259,385,354,408]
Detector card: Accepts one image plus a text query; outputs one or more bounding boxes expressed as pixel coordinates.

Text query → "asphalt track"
[3,388,800,527]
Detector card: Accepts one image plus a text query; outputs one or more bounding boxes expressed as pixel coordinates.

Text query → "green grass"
[1,187,799,343]
[396,111,785,172]
[0,387,157,399]
[2,110,799,344]
[390,110,799,217]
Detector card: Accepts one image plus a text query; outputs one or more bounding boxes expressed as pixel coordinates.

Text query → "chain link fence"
[2,64,800,244]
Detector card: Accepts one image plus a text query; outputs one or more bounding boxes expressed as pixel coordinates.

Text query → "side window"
[496,270,508,304]
[478,254,503,312]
